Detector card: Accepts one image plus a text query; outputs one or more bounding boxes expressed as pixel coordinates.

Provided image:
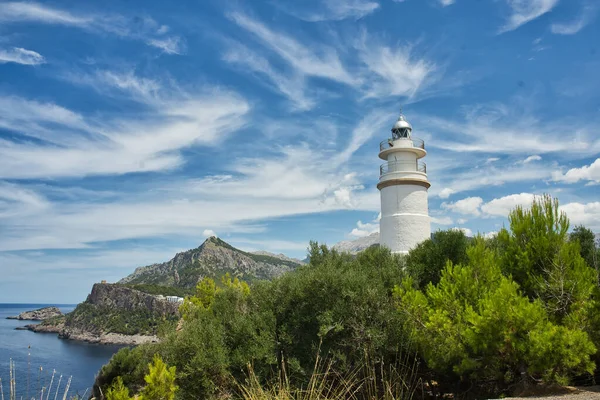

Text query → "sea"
[0,304,123,399]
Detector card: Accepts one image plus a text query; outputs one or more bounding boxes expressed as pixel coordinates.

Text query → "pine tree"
[140,355,177,400]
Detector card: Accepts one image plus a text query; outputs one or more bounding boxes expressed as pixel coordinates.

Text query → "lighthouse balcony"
[378,137,426,160]
[378,160,429,189]
[380,160,426,176]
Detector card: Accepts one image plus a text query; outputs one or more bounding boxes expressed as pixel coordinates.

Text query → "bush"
[396,239,596,394]
[405,229,469,288]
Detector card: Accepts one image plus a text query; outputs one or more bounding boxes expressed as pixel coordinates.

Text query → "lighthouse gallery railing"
[379,137,425,152]
[380,160,427,176]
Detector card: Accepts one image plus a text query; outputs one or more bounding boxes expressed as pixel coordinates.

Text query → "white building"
[378,112,431,254]
[165,296,184,303]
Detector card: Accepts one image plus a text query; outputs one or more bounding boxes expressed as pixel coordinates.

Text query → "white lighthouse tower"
[378,111,431,254]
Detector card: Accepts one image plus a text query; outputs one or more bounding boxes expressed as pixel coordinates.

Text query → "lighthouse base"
[379,184,431,254]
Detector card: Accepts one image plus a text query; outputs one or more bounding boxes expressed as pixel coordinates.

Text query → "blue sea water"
[0,304,123,399]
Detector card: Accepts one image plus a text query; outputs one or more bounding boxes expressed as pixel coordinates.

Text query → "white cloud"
[431,216,454,225]
[442,197,484,216]
[480,193,539,217]
[229,12,357,85]
[356,31,437,98]
[226,13,439,101]
[551,5,595,35]
[438,188,456,199]
[452,227,473,237]
[553,158,600,184]
[522,155,542,163]
[561,202,600,230]
[335,109,390,164]
[350,220,379,238]
[0,47,45,65]
[64,69,162,105]
[0,2,89,25]
[202,229,217,238]
[439,0,455,6]
[222,43,313,110]
[457,218,468,224]
[0,2,183,53]
[293,0,380,21]
[430,162,554,199]
[146,37,184,54]
[499,0,560,33]
[0,89,250,179]
[420,103,599,156]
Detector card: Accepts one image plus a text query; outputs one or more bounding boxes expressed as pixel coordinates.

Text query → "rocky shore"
[7,306,62,320]
[19,322,158,345]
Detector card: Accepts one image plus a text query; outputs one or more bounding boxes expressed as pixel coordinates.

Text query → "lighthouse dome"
[392,115,412,131]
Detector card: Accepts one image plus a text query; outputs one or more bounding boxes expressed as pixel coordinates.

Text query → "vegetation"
[104,355,177,400]
[122,284,193,298]
[96,195,600,399]
[66,303,178,336]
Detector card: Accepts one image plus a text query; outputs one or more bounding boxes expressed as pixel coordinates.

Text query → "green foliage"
[570,225,599,270]
[67,303,177,336]
[105,377,132,400]
[396,239,596,391]
[496,195,597,328]
[405,229,469,288]
[94,345,157,398]
[270,244,407,381]
[123,284,193,297]
[140,355,178,400]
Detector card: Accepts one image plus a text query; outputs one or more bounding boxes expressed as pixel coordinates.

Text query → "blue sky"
[0,0,599,303]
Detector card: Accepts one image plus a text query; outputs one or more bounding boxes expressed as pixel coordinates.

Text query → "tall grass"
[1,360,86,400]
[237,350,423,400]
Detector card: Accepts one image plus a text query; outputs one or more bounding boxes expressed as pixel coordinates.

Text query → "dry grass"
[237,351,423,400]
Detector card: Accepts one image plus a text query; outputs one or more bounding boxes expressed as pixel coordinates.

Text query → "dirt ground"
[502,386,600,399]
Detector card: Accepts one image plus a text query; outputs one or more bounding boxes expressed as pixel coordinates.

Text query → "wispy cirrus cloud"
[222,42,314,110]
[419,102,599,156]
[355,31,437,98]
[279,0,380,22]
[228,12,357,85]
[439,0,455,6]
[0,47,45,65]
[0,84,250,179]
[0,2,184,53]
[551,4,596,35]
[223,12,439,108]
[498,0,560,33]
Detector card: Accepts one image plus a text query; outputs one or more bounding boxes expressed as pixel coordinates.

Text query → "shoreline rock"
[19,322,158,345]
[59,329,160,346]
[6,306,63,321]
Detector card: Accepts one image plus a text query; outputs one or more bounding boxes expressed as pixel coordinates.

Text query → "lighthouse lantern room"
[378,111,431,254]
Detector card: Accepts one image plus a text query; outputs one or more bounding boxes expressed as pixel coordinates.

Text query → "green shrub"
[396,239,596,393]
[405,229,469,288]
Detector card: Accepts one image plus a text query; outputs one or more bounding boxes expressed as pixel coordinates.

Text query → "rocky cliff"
[119,236,303,288]
[7,306,62,320]
[28,283,179,345]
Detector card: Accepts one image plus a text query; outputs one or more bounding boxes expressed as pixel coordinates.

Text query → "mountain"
[251,250,305,265]
[332,232,380,254]
[119,236,303,288]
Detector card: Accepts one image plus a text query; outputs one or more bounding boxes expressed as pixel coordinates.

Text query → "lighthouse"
[378,111,431,254]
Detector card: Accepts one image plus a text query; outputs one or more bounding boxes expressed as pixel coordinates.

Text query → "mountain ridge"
[119,236,303,288]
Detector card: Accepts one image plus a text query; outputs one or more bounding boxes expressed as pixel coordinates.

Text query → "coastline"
[20,322,160,346]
